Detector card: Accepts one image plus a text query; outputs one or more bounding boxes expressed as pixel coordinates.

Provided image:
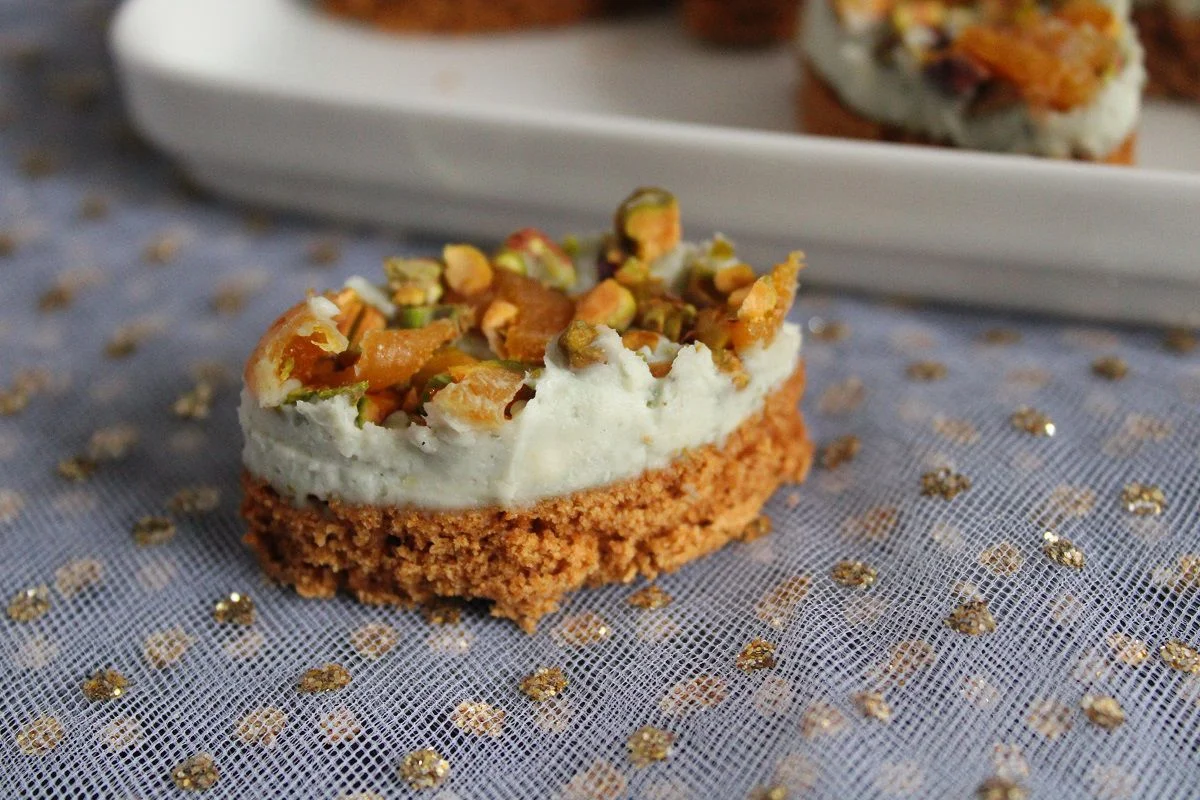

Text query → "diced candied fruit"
[615,188,682,264]
[245,295,352,405]
[574,279,637,331]
[621,330,664,353]
[481,300,520,358]
[443,244,494,296]
[411,346,479,391]
[352,319,460,389]
[428,362,527,430]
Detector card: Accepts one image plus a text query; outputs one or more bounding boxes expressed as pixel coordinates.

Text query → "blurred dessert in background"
[799,0,1144,163]
[1134,0,1200,100]
[683,0,801,45]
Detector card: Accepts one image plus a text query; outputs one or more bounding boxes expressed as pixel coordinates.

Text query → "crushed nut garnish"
[1091,355,1128,380]
[1160,640,1200,673]
[1010,407,1056,437]
[520,667,568,701]
[297,663,351,693]
[450,701,506,737]
[1121,482,1166,516]
[906,360,947,381]
[132,515,176,546]
[171,753,219,791]
[628,585,672,610]
[831,560,877,588]
[7,586,50,622]
[82,668,128,701]
[1042,532,1085,569]
[920,467,972,500]
[854,691,892,723]
[628,725,675,767]
[398,748,450,790]
[212,592,255,625]
[736,638,778,673]
[819,435,861,469]
[945,599,997,636]
[1081,695,1124,730]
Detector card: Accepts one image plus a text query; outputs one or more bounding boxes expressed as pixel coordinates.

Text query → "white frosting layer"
[803,0,1145,158]
[241,322,802,510]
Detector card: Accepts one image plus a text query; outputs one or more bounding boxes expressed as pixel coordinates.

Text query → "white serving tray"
[111,0,1200,324]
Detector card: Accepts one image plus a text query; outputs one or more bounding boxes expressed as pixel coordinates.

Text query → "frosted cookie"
[799,0,1144,162]
[239,189,813,631]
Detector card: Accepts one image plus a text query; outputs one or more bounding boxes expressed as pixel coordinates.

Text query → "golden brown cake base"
[682,0,800,46]
[321,0,597,32]
[798,62,1138,164]
[1135,6,1200,101]
[241,363,812,632]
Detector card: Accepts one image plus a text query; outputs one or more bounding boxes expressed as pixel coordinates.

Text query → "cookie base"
[1135,6,1200,101]
[240,362,812,632]
[798,61,1137,164]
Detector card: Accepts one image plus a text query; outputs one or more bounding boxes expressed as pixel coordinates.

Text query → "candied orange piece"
[492,270,575,362]
[1054,0,1117,35]
[429,362,527,430]
[730,253,802,351]
[352,318,459,390]
[411,346,479,390]
[329,288,387,344]
[357,389,405,426]
[245,294,351,405]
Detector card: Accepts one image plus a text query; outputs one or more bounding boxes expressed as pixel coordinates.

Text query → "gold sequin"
[234,707,287,747]
[946,599,997,636]
[1010,407,1055,437]
[212,592,255,625]
[1081,695,1125,730]
[1092,355,1128,380]
[920,468,972,500]
[659,676,728,717]
[13,633,60,670]
[143,233,182,265]
[1160,640,1200,673]
[82,668,128,701]
[629,585,672,610]
[751,675,794,717]
[7,585,50,622]
[1120,482,1166,516]
[167,486,220,514]
[976,777,1028,800]
[99,716,143,753]
[421,599,463,625]
[854,691,893,723]
[223,629,266,662]
[38,283,73,312]
[79,194,109,220]
[743,515,773,541]
[427,625,474,655]
[143,627,194,669]
[1026,699,1072,739]
[932,416,980,445]
[520,667,568,701]
[297,663,351,693]
[534,696,574,733]
[877,640,938,688]
[799,701,847,739]
[628,726,675,768]
[20,148,58,178]
[961,675,1001,709]
[843,506,901,541]
[349,623,399,660]
[318,707,362,744]
[553,612,612,647]
[1107,632,1150,667]
[754,576,812,628]
[817,377,865,415]
[990,743,1029,781]
[736,638,778,673]
[831,560,877,588]
[1163,327,1197,354]
[171,753,219,791]
[0,489,25,524]
[451,701,506,737]
[173,381,214,420]
[750,786,788,800]
[906,360,947,381]
[56,455,96,482]
[132,515,176,546]
[53,558,103,597]
[819,435,861,469]
[563,760,626,800]
[15,716,65,756]
[1042,532,1085,569]
[979,542,1023,576]
[979,328,1021,346]
[398,749,450,790]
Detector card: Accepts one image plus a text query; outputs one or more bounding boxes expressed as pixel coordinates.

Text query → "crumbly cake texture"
[682,0,800,45]
[242,363,812,632]
[798,62,1138,164]
[1135,7,1200,100]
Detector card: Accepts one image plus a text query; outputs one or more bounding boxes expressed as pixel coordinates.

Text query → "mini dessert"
[799,0,1145,162]
[239,189,812,631]
[1134,0,1200,100]
[683,0,802,45]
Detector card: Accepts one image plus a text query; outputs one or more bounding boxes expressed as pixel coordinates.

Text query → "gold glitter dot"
[398,748,450,790]
[754,575,812,628]
[132,515,176,547]
[212,592,255,625]
[421,599,463,625]
[736,638,778,673]
[990,743,1029,781]
[0,387,29,415]
[961,675,1001,709]
[82,668,128,701]
[1042,532,1085,569]
[7,585,50,622]
[1163,327,1197,354]
[1086,764,1138,800]
[1010,406,1055,437]
[534,696,574,733]
[1026,699,1072,739]
[854,691,892,723]
[750,786,788,800]
[427,625,474,654]
[877,640,937,687]
[1160,639,1200,673]
[234,707,287,747]
[1033,484,1096,527]
[843,506,901,541]
[349,622,399,660]
[20,148,58,178]
[920,468,972,500]
[79,194,109,220]
[817,377,865,415]
[808,318,850,342]
[451,701,506,737]
[1092,355,1128,381]
[946,599,997,636]
[659,675,728,717]
[1081,695,1124,730]
[520,667,568,701]
[976,777,1028,800]
[906,360,947,381]
[223,629,267,662]
[1106,632,1150,666]
[819,435,861,469]
[143,627,194,669]
[38,283,73,312]
[563,759,626,800]
[15,716,65,756]
[99,716,143,753]
[751,675,794,717]
[318,707,362,744]
[979,328,1021,346]
[628,725,675,768]
[173,381,214,420]
[932,416,980,445]
[297,663,351,693]
[553,612,612,647]
[800,701,848,739]
[167,486,220,515]
[307,237,342,266]
[171,753,219,791]
[830,560,877,589]
[143,233,182,265]
[56,455,96,482]
[53,558,104,598]
[979,542,1023,576]
[629,585,672,610]
[1120,482,1166,516]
